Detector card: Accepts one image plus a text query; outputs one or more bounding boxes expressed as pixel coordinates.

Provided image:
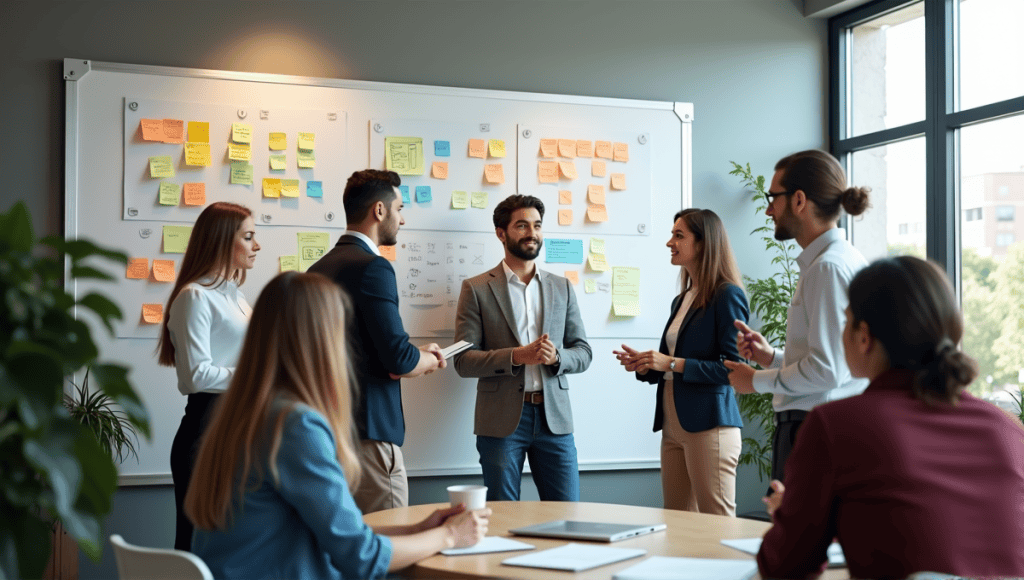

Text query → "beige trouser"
[353,440,409,514]
[660,381,741,516]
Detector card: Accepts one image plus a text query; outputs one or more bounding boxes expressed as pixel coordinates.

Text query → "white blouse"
[167,278,252,395]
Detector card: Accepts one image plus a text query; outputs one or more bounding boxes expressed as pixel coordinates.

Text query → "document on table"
[612,556,758,580]
[441,536,534,555]
[502,543,646,572]
[720,538,846,568]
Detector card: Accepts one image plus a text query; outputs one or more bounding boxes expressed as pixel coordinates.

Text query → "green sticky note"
[298,232,330,272]
[269,154,287,171]
[451,191,469,209]
[149,155,174,178]
[162,225,193,254]
[230,162,253,185]
[584,279,597,294]
[279,255,298,272]
[297,149,315,168]
[590,238,606,255]
[612,266,641,297]
[471,191,488,209]
[158,181,181,206]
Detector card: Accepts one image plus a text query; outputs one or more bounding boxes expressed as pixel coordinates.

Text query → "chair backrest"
[109,535,214,580]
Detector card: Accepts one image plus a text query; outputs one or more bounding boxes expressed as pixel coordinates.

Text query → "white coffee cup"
[447,484,487,510]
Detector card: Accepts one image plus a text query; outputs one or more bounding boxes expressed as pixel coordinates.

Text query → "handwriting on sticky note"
[126,258,149,280]
[228,142,251,161]
[468,139,487,159]
[230,162,253,185]
[471,191,488,208]
[140,119,163,141]
[269,154,287,170]
[538,161,559,183]
[279,255,298,272]
[232,123,252,144]
[306,181,323,198]
[163,225,193,254]
[584,279,597,293]
[451,191,469,209]
[161,119,184,143]
[565,270,580,285]
[379,245,397,261]
[558,161,577,180]
[432,161,449,179]
[544,239,585,264]
[484,164,505,184]
[613,142,629,162]
[591,238,606,255]
[587,205,609,223]
[588,252,610,271]
[595,141,612,159]
[592,160,607,177]
[141,304,164,324]
[415,185,432,203]
[269,132,287,151]
[263,178,282,198]
[540,139,557,158]
[488,139,506,158]
[434,140,451,157]
[385,136,425,175]
[184,142,211,166]
[281,179,299,198]
[559,190,572,205]
[558,209,573,225]
[611,173,627,190]
[297,232,330,272]
[149,156,174,178]
[152,259,176,282]
[187,121,209,143]
[158,182,181,206]
[183,183,206,206]
[576,140,594,158]
[558,139,576,158]
[297,150,315,168]
[588,184,606,205]
[298,132,315,150]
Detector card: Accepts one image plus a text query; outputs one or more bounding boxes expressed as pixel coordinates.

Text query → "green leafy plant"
[0,201,149,580]
[728,162,800,481]
[64,367,141,464]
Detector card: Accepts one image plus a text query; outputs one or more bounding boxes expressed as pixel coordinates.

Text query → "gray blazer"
[453,263,592,438]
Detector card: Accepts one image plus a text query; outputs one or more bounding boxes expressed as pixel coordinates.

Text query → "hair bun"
[925,338,978,396]
[841,186,871,217]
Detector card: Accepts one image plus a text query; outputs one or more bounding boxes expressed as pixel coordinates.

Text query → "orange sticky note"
[263,178,282,198]
[126,258,149,279]
[538,161,559,183]
[587,205,609,222]
[558,161,578,180]
[141,304,164,324]
[152,259,176,282]
[576,140,594,158]
[379,245,397,261]
[432,161,449,179]
[161,119,184,143]
[558,139,577,158]
[484,164,505,184]
[183,183,206,206]
[564,270,580,285]
[140,119,163,141]
[595,141,613,159]
[592,160,607,177]
[611,173,627,190]
[539,139,558,158]
[588,184,606,204]
[613,142,629,162]
[558,209,573,225]
[559,190,572,205]
[468,139,487,159]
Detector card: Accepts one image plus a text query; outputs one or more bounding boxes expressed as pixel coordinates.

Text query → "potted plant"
[0,201,149,580]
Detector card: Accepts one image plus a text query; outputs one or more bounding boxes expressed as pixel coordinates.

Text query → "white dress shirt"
[167,277,252,395]
[344,230,381,256]
[751,228,870,412]
[503,261,544,392]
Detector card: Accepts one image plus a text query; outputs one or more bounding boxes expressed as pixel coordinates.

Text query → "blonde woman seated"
[185,272,489,579]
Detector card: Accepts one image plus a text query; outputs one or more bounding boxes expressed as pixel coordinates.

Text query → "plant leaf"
[77,293,124,335]
[69,265,115,282]
[90,364,150,438]
[0,202,35,253]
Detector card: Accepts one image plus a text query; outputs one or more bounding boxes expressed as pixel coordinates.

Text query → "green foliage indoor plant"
[0,201,149,580]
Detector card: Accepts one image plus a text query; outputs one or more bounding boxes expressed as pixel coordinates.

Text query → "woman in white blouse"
[156,202,260,551]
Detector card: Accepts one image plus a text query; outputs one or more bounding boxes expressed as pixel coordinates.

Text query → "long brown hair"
[185,272,361,530]
[675,208,744,309]
[157,202,252,366]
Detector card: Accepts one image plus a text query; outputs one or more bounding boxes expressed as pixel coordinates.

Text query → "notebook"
[502,543,647,572]
[509,520,667,543]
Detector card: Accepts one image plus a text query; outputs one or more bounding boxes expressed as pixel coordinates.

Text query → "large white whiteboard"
[64,59,692,483]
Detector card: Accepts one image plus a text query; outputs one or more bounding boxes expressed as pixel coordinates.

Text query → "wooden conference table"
[364,501,848,579]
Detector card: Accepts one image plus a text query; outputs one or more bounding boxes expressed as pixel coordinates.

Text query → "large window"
[831,0,1024,403]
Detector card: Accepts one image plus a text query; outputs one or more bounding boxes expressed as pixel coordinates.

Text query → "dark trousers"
[767,410,808,495]
[170,393,220,551]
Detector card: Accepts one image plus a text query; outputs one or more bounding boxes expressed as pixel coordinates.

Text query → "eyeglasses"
[766,190,794,200]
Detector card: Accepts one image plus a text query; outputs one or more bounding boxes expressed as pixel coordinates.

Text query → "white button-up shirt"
[344,230,381,256]
[503,261,544,392]
[751,228,870,412]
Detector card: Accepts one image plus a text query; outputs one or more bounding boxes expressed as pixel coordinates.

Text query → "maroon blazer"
[759,369,1024,580]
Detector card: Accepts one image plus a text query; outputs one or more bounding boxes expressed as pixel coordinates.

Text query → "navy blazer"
[308,235,419,445]
[636,283,748,433]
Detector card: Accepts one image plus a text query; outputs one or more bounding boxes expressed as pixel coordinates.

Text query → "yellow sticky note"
[471,192,488,209]
[565,270,580,285]
[558,209,573,225]
[263,178,282,198]
[432,161,449,179]
[281,179,300,198]
[612,265,641,317]
[588,184,606,205]
[298,132,315,151]
[162,225,193,254]
[577,140,594,158]
[558,139,577,158]
[161,119,184,144]
[488,139,506,158]
[591,238,606,255]
[538,161,559,183]
[611,173,627,190]
[592,160,607,177]
[187,121,209,143]
[613,299,641,317]
[269,132,287,151]
[298,150,316,168]
[586,204,609,223]
[588,252,609,271]
[184,142,211,166]
[595,141,613,159]
[379,245,397,261]
[584,279,597,294]
[298,232,330,272]
[232,123,252,144]
[280,255,298,272]
[152,259,176,282]
[269,154,287,171]
[141,304,164,324]
[183,183,206,206]
[468,139,487,159]
[158,182,181,206]
[559,190,572,205]
[613,142,629,162]
[484,164,505,184]
[140,119,163,141]
[539,139,558,158]
[149,156,174,178]
[558,161,578,180]
[385,136,425,175]
[228,142,251,161]
[126,258,149,280]
[451,191,469,209]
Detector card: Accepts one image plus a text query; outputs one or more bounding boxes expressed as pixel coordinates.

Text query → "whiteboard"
[64,59,692,483]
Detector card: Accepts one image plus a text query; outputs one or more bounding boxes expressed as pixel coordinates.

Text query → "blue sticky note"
[306,181,323,198]
[434,140,451,157]
[415,185,432,203]
[399,185,411,203]
[544,239,585,264]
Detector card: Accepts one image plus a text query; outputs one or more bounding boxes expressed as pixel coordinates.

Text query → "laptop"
[509,520,667,543]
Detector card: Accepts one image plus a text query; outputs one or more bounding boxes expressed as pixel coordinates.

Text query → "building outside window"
[996,205,1016,222]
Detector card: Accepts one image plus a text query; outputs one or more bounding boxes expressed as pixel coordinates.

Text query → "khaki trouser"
[353,440,409,514]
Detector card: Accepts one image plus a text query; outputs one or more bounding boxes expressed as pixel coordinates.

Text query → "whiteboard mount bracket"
[64,59,91,82]
[673,102,694,123]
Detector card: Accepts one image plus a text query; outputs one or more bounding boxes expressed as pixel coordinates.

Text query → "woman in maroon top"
[758,256,1024,580]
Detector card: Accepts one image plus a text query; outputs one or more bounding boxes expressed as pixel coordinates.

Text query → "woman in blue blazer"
[615,208,749,515]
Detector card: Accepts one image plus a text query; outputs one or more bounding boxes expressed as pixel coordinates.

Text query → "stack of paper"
[441,536,533,556]
[502,543,646,572]
[612,556,758,580]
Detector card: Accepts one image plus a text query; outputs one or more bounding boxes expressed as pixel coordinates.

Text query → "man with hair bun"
[725,149,871,490]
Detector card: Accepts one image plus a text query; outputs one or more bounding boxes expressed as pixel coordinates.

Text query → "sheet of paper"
[162,225,193,254]
[140,119,163,141]
[588,253,610,272]
[439,340,474,360]
[612,266,641,316]
[279,255,298,272]
[564,270,579,285]
[613,142,630,162]
[228,142,251,161]
[544,238,584,264]
[432,161,449,179]
[231,122,252,144]
[471,191,488,209]
[488,139,506,158]
[269,132,287,151]
[263,178,282,198]
[298,132,315,151]
[183,183,206,206]
[451,190,469,209]
[591,238,606,254]
[558,139,577,158]
[184,142,211,166]
[611,173,627,190]
[484,164,505,184]
[415,185,432,203]
[468,138,487,159]
[720,539,846,567]
[385,136,425,175]
[298,232,330,272]
[297,150,315,168]
[588,184,606,204]
[281,179,300,198]
[585,279,597,293]
[539,138,557,158]
[186,121,209,143]
[158,182,181,206]
[230,162,253,185]
[306,181,323,198]
[126,258,149,280]
[613,556,758,580]
[399,185,411,203]
[152,259,176,282]
[576,140,594,158]
[149,156,174,178]
[379,245,397,261]
[502,543,646,572]
[538,161,559,183]
[558,209,573,225]
[595,140,613,159]
[592,160,607,177]
[141,304,163,324]
[269,154,287,171]
[559,190,572,204]
[161,119,184,143]
[434,140,451,157]
[441,536,534,556]
[587,204,609,222]
[558,161,577,180]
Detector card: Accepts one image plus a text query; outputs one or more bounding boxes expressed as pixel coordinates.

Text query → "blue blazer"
[308,235,419,445]
[636,283,749,433]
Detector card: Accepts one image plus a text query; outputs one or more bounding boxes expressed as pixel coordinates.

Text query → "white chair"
[109,534,214,580]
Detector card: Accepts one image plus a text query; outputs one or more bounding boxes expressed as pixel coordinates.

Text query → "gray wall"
[0,2,826,578]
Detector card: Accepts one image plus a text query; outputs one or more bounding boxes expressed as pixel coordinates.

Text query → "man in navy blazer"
[309,169,445,513]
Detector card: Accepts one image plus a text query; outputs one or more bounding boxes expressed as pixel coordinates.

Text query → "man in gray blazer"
[453,195,592,501]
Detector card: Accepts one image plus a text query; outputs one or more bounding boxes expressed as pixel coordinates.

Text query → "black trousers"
[170,392,220,551]
[767,410,808,495]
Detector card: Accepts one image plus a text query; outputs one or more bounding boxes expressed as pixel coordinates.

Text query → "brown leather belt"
[523,391,544,405]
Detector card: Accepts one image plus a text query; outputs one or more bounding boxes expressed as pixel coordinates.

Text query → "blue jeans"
[476,402,580,501]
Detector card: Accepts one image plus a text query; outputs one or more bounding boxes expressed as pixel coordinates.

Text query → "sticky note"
[558,209,572,225]
[540,139,557,158]
[565,271,580,285]
[141,304,164,324]
[162,225,193,254]
[229,162,253,185]
[451,191,469,209]
[588,252,610,271]
[399,185,411,203]
[577,140,594,158]
[231,123,252,144]
[538,161,559,183]
[297,150,315,168]
[588,184,606,205]
[270,154,287,170]
[558,139,577,158]
[584,279,597,294]
[488,139,506,158]
[306,181,323,198]
[592,160,607,177]
[126,258,149,280]
[228,142,251,161]
[281,179,300,198]
[595,141,613,159]
[612,266,641,316]
[161,119,184,143]
[471,191,488,208]
[298,232,330,272]
[611,173,627,190]
[152,259,176,282]
[587,204,609,222]
[187,121,209,143]
[379,245,397,261]
[590,238,606,254]
[263,178,282,198]
[140,119,163,141]
[280,256,298,272]
[558,161,577,180]
[298,132,315,151]
[613,142,629,162]
[184,142,211,166]
[385,136,425,175]
[468,139,487,159]
[613,300,641,316]
[415,185,432,203]
[158,182,181,206]
[432,161,449,179]
[559,190,572,205]
[484,164,505,184]
[544,238,585,264]
[434,140,451,157]
[269,132,287,151]
[149,156,174,178]
[183,183,206,206]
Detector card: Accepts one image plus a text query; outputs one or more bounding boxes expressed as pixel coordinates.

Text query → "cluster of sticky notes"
[126,258,176,282]
[612,266,641,316]
[466,138,506,159]
[587,237,609,276]
[227,123,253,185]
[450,190,488,209]
[140,119,184,144]
[298,132,315,168]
